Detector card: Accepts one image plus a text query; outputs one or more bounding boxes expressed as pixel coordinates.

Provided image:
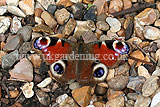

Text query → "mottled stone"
[10,16,22,34]
[134,95,151,107]
[123,0,132,9]
[57,0,73,7]
[37,0,55,10]
[28,54,41,68]
[0,16,11,34]
[19,42,31,54]
[84,5,97,22]
[154,19,160,27]
[106,17,121,32]
[69,82,80,90]
[93,0,108,15]
[2,50,19,69]
[108,0,123,13]
[138,66,151,79]
[82,30,97,44]
[7,6,26,17]
[9,58,33,81]
[47,4,57,15]
[55,8,70,25]
[0,51,7,65]
[0,6,7,15]
[127,93,138,101]
[96,21,109,31]
[106,96,124,107]
[32,24,54,34]
[21,82,34,98]
[107,88,124,101]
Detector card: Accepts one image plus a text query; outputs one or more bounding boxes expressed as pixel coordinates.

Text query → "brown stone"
[35,8,43,17]
[57,0,73,7]
[107,88,124,101]
[11,102,23,107]
[144,0,154,3]
[32,24,54,34]
[28,54,42,68]
[9,88,19,98]
[157,2,160,12]
[123,0,132,10]
[106,96,125,107]
[93,102,105,107]
[72,86,91,107]
[83,0,92,4]
[0,0,6,6]
[108,0,123,13]
[41,11,57,28]
[93,0,108,15]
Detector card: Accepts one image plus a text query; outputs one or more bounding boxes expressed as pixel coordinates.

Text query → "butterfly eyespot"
[34,37,51,50]
[93,63,108,81]
[113,41,130,54]
[50,60,66,77]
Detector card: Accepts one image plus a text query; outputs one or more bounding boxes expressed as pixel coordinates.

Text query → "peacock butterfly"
[32,36,131,85]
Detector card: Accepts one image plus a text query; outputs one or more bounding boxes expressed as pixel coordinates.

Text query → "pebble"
[128,50,144,67]
[138,66,151,79]
[71,3,85,20]
[106,30,119,40]
[59,96,79,107]
[106,17,121,32]
[32,24,54,34]
[19,42,31,54]
[93,0,108,15]
[106,96,124,107]
[115,63,130,76]
[3,35,23,52]
[9,88,19,98]
[127,37,142,49]
[0,16,11,34]
[35,16,44,25]
[6,0,19,6]
[19,0,35,15]
[108,0,123,13]
[20,82,34,98]
[84,5,97,22]
[97,13,107,22]
[56,94,69,104]
[57,0,73,7]
[72,86,91,107]
[55,8,70,25]
[127,93,138,101]
[151,92,160,107]
[0,51,7,65]
[143,26,160,40]
[142,76,159,97]
[127,76,146,92]
[0,6,7,15]
[93,102,105,107]
[157,2,160,12]
[107,69,115,80]
[36,89,50,106]
[107,75,129,90]
[10,16,22,34]
[41,11,57,29]
[47,4,57,15]
[28,54,41,68]
[134,95,151,107]
[35,8,43,17]
[62,18,77,36]
[96,21,109,31]
[22,14,35,26]
[37,77,52,88]
[135,8,156,25]
[69,82,80,90]
[152,66,160,76]
[95,85,107,95]
[9,58,33,81]
[82,30,97,44]
[0,0,6,6]
[7,6,26,17]
[107,88,124,101]
[37,0,55,10]
[123,0,132,9]
[2,50,19,69]
[17,26,32,42]
[154,19,160,27]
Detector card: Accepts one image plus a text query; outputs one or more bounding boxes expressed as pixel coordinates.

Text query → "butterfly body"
[32,36,131,85]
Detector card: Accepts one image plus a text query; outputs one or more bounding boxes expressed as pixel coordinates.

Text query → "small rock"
[9,88,19,98]
[10,16,22,34]
[56,94,69,104]
[134,95,151,107]
[21,14,35,26]
[97,13,107,22]
[84,5,97,22]
[47,4,57,15]
[82,30,97,44]
[107,88,124,101]
[154,19,160,27]
[0,51,7,65]
[115,63,130,76]
[69,82,80,90]
[143,26,160,40]
[17,26,32,42]
[96,21,109,31]
[55,8,70,25]
[72,86,91,107]
[35,16,44,25]
[3,35,23,52]
[123,0,132,9]
[107,69,115,80]
[144,0,154,3]
[19,42,31,54]
[6,0,19,6]
[35,8,43,17]
[152,66,160,76]
[28,54,41,68]
[20,82,34,98]
[151,92,160,107]
[135,8,156,25]
[127,93,138,101]
[57,0,73,7]
[127,76,146,92]
[138,66,151,79]
[71,3,85,20]
[37,0,55,10]
[127,37,142,49]
[0,6,7,15]
[32,24,54,34]
[128,50,144,67]
[95,85,107,95]
[93,0,108,15]
[0,16,11,34]
[106,17,121,32]
[1,98,9,105]
[108,0,123,13]
[36,89,50,106]
[93,101,105,107]
[142,76,159,97]
[157,2,160,12]
[0,0,6,6]
[41,11,57,28]
[19,0,35,15]
[9,58,33,81]
[62,18,77,36]
[106,96,124,107]
[107,75,129,90]
[2,50,19,69]
[11,102,23,107]
[7,6,26,17]
[106,30,119,40]
[37,77,52,88]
